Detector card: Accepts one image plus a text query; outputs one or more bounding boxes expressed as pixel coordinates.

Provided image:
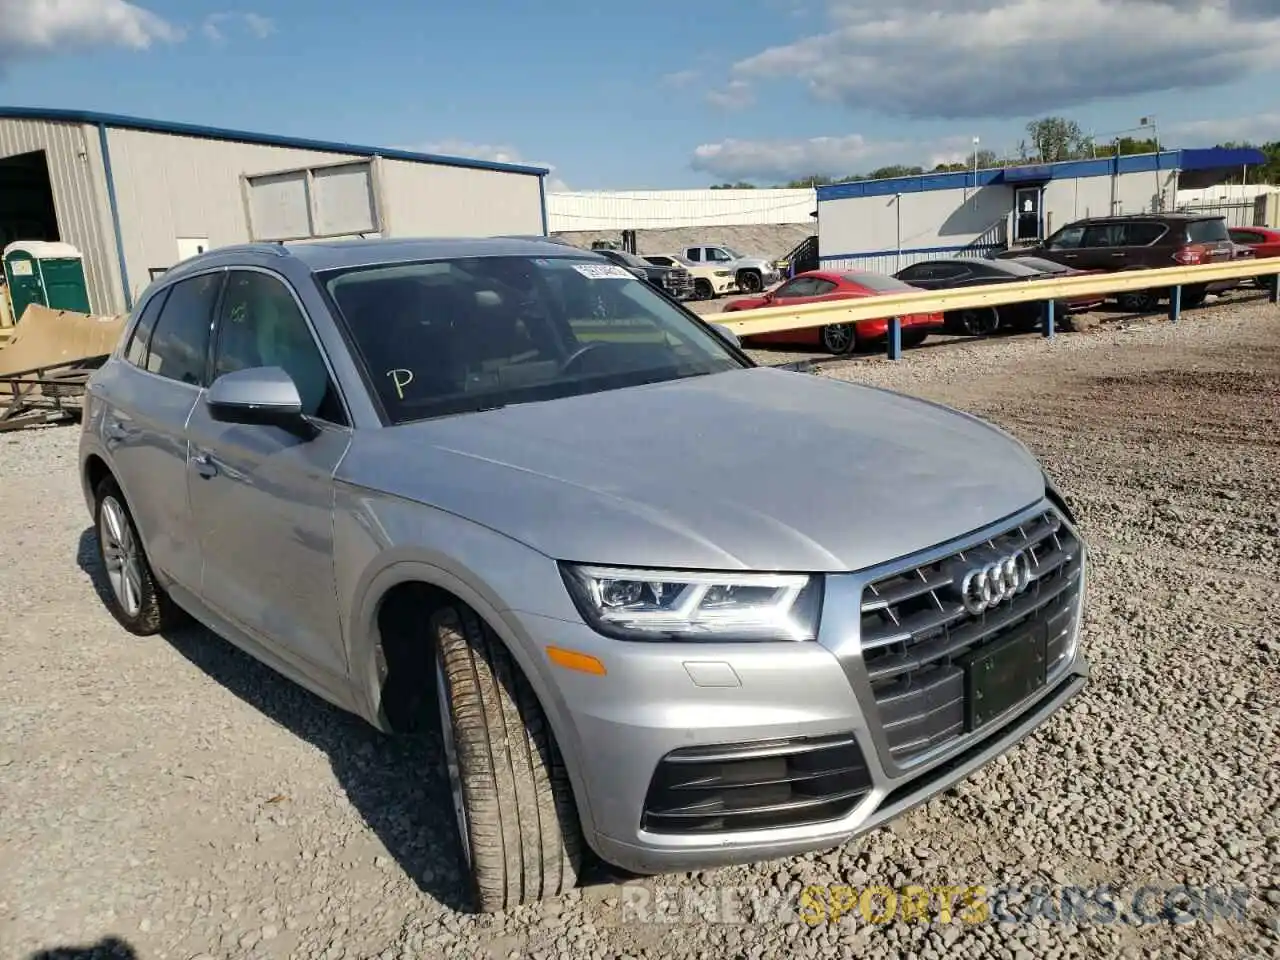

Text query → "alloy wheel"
[99,495,143,618]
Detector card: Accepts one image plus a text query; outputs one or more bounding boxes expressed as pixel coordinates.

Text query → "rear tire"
[1181,285,1208,308]
[946,307,1000,336]
[901,329,929,348]
[431,603,583,913]
[1117,290,1159,312]
[820,323,857,354]
[93,476,186,636]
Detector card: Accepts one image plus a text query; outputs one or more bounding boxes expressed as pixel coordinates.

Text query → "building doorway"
[0,150,60,249]
[1014,186,1043,242]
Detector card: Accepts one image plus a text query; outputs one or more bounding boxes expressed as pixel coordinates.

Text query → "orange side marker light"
[546,646,607,676]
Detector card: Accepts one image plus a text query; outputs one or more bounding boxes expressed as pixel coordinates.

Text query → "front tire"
[693,279,714,301]
[737,270,763,293]
[820,323,857,354]
[432,604,583,913]
[93,476,185,636]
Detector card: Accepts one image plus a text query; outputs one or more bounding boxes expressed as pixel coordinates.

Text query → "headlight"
[559,563,823,642]
[715,270,732,277]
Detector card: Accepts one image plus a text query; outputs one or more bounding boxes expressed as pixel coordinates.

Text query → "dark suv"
[996,213,1234,312]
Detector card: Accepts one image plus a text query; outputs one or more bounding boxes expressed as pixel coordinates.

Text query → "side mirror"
[206,366,317,439]
[710,322,741,349]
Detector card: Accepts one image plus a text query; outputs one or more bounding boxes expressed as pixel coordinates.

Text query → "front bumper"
[524,499,1089,874]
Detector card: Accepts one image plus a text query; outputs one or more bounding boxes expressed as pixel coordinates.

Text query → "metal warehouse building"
[816,147,1266,274]
[0,107,550,314]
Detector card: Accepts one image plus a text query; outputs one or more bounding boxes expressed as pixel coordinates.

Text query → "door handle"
[192,451,219,479]
[1110,252,1127,257]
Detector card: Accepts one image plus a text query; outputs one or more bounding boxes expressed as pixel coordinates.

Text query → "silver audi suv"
[78,237,1089,913]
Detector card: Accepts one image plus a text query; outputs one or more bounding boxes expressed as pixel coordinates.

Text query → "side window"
[213,270,347,425]
[1122,223,1166,246]
[123,288,170,369]
[809,279,839,296]
[146,273,221,385]
[932,263,969,280]
[1231,230,1263,244]
[897,266,925,282]
[686,248,702,262]
[1047,225,1085,250]
[1081,225,1119,248]
[706,248,731,263]
[773,277,816,298]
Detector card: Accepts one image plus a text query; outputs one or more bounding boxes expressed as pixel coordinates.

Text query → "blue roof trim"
[0,106,550,177]
[814,148,1245,202]
[1179,146,1266,171]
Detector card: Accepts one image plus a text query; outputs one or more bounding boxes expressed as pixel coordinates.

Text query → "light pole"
[1140,115,1162,209]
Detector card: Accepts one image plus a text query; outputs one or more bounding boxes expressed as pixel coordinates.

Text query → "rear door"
[90,271,222,591]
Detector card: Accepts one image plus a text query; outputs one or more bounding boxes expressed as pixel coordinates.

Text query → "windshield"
[842,271,916,292]
[320,255,747,424]
[606,249,651,269]
[987,259,1045,277]
[1010,257,1068,273]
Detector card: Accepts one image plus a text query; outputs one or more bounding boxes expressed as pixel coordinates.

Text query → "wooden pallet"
[0,360,95,432]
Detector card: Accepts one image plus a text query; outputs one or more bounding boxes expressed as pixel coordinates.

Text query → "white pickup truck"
[683,244,782,294]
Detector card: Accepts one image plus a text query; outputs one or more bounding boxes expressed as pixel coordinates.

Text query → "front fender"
[334,487,599,836]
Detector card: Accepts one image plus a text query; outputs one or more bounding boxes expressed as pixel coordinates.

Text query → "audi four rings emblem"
[960,550,1033,614]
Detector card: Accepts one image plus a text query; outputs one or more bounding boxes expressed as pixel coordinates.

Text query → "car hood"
[342,367,1046,572]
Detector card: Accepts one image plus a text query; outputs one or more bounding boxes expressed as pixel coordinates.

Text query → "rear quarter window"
[1187,219,1230,244]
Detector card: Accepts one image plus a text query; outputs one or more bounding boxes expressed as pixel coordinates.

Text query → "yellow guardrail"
[716,257,1280,338]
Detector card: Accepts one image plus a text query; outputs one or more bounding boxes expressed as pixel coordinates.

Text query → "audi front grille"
[859,508,1083,766]
[641,733,872,834]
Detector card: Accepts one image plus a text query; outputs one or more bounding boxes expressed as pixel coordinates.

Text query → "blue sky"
[2,0,1279,191]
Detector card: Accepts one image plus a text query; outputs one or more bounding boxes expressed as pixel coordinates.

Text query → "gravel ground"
[2,292,1279,959]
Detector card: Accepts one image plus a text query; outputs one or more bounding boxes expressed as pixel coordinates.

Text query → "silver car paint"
[80,237,1087,876]
[341,366,1046,572]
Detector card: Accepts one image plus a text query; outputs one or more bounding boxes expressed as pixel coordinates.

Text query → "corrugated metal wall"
[0,119,121,313]
[819,170,1181,274]
[547,188,816,232]
[106,128,365,305]
[379,159,543,236]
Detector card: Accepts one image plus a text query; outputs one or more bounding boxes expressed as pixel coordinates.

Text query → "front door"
[185,267,353,682]
[1015,187,1043,242]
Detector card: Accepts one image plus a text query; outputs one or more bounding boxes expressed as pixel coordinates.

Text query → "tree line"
[711,116,1280,189]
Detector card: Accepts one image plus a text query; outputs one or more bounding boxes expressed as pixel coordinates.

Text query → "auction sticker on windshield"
[573,264,634,280]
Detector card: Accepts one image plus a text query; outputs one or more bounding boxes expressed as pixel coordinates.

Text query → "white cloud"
[691,133,907,182]
[202,11,274,43]
[416,140,568,191]
[660,69,699,88]
[0,0,181,62]
[705,79,755,111]
[1164,112,1280,145]
[732,0,1280,119]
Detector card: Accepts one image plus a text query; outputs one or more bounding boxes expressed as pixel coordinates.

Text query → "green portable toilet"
[3,241,92,320]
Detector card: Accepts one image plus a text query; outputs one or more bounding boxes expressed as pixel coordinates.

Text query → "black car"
[893,257,1070,335]
[592,248,695,301]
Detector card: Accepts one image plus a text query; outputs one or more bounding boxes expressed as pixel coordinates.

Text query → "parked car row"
[571,239,783,302]
[723,212,1269,356]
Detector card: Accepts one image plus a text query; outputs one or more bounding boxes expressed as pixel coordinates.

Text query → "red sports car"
[1228,226,1280,258]
[721,269,941,354]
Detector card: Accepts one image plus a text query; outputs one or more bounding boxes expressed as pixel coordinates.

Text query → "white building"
[816,147,1267,274]
[0,107,550,314]
[546,188,817,232]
